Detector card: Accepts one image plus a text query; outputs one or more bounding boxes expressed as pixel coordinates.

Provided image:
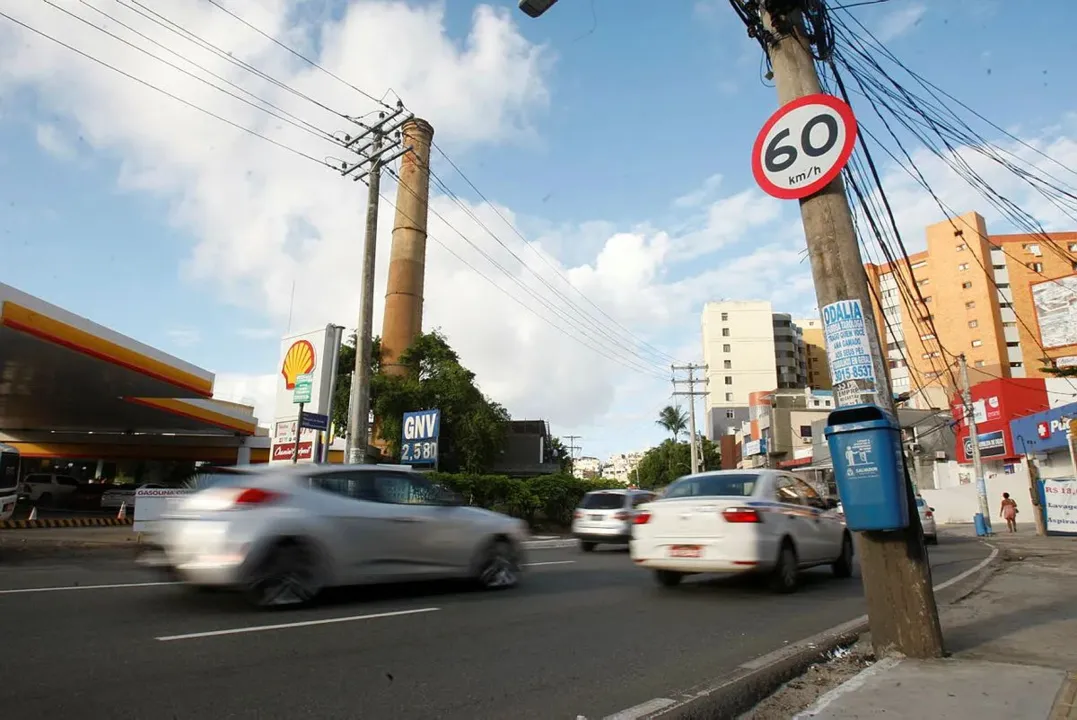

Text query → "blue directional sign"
[401,409,440,466]
[299,411,329,432]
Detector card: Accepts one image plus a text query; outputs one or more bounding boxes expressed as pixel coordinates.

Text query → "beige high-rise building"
[864,211,1077,408]
[793,317,832,391]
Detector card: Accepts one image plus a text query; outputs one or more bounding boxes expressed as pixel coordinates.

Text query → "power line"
[0,8,327,165]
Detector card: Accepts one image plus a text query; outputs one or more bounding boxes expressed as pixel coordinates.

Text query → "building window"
[958,263,969,271]
[1028,262,1043,273]
[722,328,730,337]
[1002,322,1016,328]
[726,409,735,419]
[971,339,983,348]
[724,376,733,385]
[997,282,1010,289]
[975,360,985,368]
[992,264,1006,270]
[1000,302,1013,309]
[723,360,732,369]
[1006,341,1020,348]
[962,281,973,289]
[911,260,928,270]
[965,301,976,309]
[721,312,728,321]
[1069,243,1077,252]
[921,352,940,359]
[968,319,978,328]
[1072,261,1077,272]
[917,278,930,287]
[920,333,935,341]
[956,243,967,251]
[1022,243,1042,256]
[922,296,933,303]
[1010,362,1024,368]
[725,392,733,402]
[799,425,813,439]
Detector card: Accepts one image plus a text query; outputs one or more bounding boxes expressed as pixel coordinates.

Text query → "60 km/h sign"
[751,93,858,200]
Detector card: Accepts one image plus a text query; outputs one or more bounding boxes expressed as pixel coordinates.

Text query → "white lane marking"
[0,581,179,596]
[156,607,440,642]
[523,560,576,568]
[597,541,1001,719]
[791,656,902,718]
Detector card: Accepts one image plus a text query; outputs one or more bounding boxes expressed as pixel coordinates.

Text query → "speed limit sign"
[751,93,857,200]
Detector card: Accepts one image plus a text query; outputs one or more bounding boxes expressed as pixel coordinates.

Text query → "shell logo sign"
[281,340,316,390]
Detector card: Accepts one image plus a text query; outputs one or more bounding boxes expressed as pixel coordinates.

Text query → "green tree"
[1040,358,1077,377]
[372,330,510,473]
[330,332,381,436]
[656,405,688,440]
[547,436,571,472]
[634,436,721,490]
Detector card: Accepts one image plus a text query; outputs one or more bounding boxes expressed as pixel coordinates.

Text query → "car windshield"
[580,492,626,510]
[664,474,758,499]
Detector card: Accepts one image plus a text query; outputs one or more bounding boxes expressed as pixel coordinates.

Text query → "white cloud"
[213,372,277,423]
[874,3,927,43]
[35,123,73,158]
[165,328,201,347]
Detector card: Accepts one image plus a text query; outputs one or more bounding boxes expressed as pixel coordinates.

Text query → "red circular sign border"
[751,93,858,201]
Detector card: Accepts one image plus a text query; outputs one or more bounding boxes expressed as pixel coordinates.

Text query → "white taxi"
[630,470,853,593]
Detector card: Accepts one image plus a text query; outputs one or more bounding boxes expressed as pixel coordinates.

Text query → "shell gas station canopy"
[0,282,261,462]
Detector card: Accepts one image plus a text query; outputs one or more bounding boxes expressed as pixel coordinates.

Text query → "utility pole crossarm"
[671,364,709,475]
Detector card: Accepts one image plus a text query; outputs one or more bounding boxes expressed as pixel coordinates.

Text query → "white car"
[630,470,853,593]
[571,489,658,551]
[916,496,938,545]
[100,483,165,510]
[139,464,529,607]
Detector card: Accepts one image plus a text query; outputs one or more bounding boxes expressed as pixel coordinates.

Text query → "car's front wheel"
[476,539,521,590]
[769,542,799,594]
[832,532,854,578]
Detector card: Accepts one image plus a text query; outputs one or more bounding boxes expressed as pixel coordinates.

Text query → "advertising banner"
[961,429,1007,462]
[271,326,338,464]
[1043,479,1077,535]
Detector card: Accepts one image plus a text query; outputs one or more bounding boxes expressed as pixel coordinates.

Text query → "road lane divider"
[522,560,575,568]
[155,607,440,642]
[0,580,178,595]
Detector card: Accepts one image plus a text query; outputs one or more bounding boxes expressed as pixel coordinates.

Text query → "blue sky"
[1,0,1075,461]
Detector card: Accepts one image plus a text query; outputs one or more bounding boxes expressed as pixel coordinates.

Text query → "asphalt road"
[0,533,990,720]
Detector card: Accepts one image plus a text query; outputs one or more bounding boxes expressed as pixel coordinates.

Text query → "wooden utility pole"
[760,4,943,658]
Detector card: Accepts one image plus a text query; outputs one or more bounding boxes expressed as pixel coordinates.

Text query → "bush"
[428,472,622,529]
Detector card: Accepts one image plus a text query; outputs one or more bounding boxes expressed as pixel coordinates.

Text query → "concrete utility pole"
[958,353,991,531]
[759,3,943,658]
[339,104,413,464]
[672,364,709,474]
[1025,455,1047,536]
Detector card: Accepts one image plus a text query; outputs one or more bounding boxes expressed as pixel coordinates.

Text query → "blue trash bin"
[973,512,988,536]
[824,404,910,532]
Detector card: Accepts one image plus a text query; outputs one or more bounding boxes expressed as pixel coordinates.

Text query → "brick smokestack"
[381,117,434,377]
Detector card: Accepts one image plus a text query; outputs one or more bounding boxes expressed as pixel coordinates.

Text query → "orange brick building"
[864,212,1077,408]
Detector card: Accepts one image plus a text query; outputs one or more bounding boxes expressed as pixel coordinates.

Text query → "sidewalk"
[796,527,1077,719]
[0,525,141,550]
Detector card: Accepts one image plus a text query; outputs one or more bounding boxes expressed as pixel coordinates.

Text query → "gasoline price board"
[751,93,858,200]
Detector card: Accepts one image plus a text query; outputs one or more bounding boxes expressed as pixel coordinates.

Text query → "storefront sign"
[1010,401,1077,454]
[962,430,1007,461]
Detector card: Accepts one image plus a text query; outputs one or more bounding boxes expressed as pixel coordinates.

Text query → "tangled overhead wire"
[728,0,835,69]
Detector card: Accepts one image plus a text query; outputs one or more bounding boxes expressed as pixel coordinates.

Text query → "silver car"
[916,496,938,545]
[571,488,657,552]
[139,464,529,607]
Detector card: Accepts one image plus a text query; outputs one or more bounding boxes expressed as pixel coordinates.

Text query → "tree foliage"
[634,436,721,490]
[1040,359,1077,378]
[330,333,382,436]
[547,436,571,472]
[656,405,688,440]
[372,331,510,474]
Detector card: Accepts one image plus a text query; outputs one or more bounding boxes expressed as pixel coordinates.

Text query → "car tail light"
[722,507,762,523]
[234,488,282,506]
[633,510,651,525]
[573,510,582,520]
[614,511,629,521]
[925,510,933,518]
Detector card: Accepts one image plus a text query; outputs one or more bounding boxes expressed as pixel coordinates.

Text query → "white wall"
[702,300,778,408]
[921,460,1032,525]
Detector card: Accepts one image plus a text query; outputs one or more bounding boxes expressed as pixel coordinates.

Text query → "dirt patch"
[738,639,875,719]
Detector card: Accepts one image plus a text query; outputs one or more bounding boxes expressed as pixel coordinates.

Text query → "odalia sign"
[401,409,440,466]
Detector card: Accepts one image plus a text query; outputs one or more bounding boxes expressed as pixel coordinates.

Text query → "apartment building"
[701,301,810,439]
[864,212,1077,409]
[794,317,832,390]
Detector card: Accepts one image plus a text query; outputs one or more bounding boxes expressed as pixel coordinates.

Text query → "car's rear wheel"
[476,539,521,590]
[654,569,684,588]
[925,534,938,546]
[769,541,799,594]
[579,541,596,553]
[833,532,854,578]
[244,540,322,609]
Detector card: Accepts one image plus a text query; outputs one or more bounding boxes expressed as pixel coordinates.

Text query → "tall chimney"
[381,117,435,378]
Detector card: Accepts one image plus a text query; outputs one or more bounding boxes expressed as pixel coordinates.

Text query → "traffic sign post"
[751,93,858,201]
[299,411,330,432]
[293,373,314,404]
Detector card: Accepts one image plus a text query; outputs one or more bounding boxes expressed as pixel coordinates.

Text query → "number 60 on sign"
[751,93,858,201]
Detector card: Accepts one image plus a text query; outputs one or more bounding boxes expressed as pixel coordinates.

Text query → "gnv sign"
[401,409,440,466]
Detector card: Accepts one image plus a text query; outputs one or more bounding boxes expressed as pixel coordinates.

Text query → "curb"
[0,517,133,529]
[616,540,1005,720]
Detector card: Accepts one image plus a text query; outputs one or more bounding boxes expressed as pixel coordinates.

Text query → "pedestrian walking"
[1000,492,1019,533]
